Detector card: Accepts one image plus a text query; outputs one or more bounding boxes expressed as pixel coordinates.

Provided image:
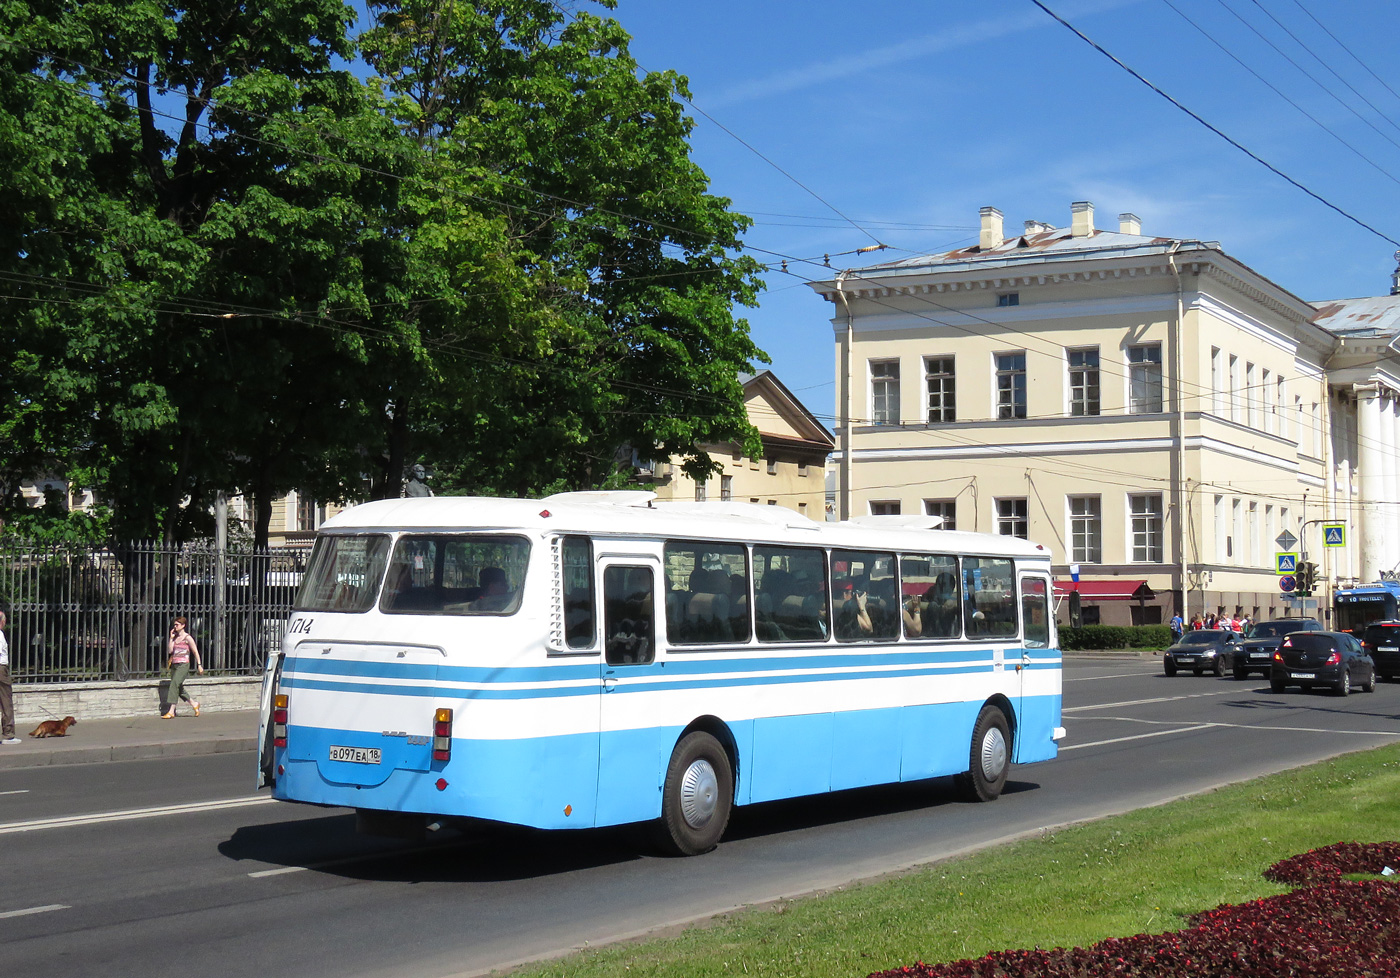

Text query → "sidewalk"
[0,708,260,771]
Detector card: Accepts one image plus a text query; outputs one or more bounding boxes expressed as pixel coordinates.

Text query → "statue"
[404,463,433,498]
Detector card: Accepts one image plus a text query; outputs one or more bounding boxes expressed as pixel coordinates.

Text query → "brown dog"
[29,716,77,738]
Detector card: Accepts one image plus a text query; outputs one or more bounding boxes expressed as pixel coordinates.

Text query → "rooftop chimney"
[1119,212,1142,235]
[1024,219,1054,235]
[979,206,1004,251]
[1071,200,1095,238]
[1392,249,1400,296]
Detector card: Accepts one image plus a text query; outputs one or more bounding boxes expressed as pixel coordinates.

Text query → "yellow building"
[810,202,1399,626]
[644,370,834,520]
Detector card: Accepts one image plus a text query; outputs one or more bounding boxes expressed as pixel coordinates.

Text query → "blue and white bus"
[1334,579,1400,637]
[258,492,1064,855]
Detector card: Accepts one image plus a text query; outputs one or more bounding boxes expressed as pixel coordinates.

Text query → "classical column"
[1383,397,1394,573]
[1356,385,1384,582]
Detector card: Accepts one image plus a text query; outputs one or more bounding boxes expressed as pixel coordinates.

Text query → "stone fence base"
[12,675,263,725]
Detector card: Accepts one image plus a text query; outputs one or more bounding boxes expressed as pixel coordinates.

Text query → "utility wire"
[1030,0,1400,249]
[1159,0,1400,189]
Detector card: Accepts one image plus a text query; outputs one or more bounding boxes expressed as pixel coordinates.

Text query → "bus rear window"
[381,535,530,615]
[295,534,391,612]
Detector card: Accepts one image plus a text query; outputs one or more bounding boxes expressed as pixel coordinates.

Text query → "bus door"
[595,557,663,825]
[1016,573,1054,763]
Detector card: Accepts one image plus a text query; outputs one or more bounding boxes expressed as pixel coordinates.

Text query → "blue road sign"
[1275,552,1298,575]
[1280,575,1296,592]
[1323,525,1346,547]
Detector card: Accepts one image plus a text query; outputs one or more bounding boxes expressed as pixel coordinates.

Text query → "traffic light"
[1296,561,1316,595]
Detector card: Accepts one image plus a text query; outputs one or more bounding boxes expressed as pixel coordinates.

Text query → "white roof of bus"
[320,492,1050,560]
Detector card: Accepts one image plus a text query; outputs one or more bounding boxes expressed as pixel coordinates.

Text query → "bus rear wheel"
[654,731,733,856]
[955,705,1011,803]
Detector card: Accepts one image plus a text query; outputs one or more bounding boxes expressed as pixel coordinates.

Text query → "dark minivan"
[1270,631,1376,696]
[1361,621,1400,682]
[1233,618,1324,679]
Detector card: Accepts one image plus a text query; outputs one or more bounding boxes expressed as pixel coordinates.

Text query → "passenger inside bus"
[833,579,873,640]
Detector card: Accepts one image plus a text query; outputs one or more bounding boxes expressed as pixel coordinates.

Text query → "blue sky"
[604,0,1400,425]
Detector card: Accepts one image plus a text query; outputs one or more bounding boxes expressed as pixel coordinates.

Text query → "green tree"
[0,1,413,544]
[359,0,767,495]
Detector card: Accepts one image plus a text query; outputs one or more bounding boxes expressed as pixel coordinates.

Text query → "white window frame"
[924,356,956,423]
[923,498,956,530]
[996,497,1029,539]
[1128,343,1163,414]
[995,351,1027,420]
[1129,493,1164,563]
[870,359,900,425]
[1068,495,1102,564]
[1068,347,1101,417]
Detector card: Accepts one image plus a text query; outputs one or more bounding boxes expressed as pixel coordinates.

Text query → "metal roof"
[858,226,1194,275]
[1309,294,1400,336]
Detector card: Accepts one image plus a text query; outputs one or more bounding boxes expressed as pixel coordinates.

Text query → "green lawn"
[510,743,1400,978]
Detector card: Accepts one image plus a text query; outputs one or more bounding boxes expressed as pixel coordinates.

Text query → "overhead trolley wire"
[1030,0,1400,249]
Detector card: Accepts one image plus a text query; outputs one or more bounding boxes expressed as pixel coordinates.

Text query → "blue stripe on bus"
[282,647,1061,685]
[281,662,1054,701]
[273,690,1062,829]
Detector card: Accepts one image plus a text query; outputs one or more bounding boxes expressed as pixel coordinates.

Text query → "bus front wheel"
[654,731,734,856]
[954,706,1011,803]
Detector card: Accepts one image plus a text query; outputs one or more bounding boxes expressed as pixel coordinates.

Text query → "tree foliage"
[0,0,767,543]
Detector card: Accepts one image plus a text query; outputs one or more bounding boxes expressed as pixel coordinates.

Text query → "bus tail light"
[273,694,288,748]
[433,707,453,762]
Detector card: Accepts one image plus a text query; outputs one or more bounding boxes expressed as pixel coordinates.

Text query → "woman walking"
[163,616,203,718]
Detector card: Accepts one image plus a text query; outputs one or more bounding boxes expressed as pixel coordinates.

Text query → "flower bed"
[869,843,1400,978]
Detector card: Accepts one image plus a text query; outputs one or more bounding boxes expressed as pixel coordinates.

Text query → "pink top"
[170,634,194,664]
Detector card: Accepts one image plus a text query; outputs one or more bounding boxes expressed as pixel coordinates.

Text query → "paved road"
[4,658,1399,978]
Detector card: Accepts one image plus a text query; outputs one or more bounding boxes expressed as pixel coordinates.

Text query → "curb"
[0,735,258,771]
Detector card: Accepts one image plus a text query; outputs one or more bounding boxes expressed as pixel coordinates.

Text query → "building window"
[870,500,901,515]
[1277,377,1287,438]
[925,356,956,422]
[1229,355,1241,423]
[1214,494,1226,562]
[1130,494,1163,562]
[924,499,956,530]
[1211,347,1223,415]
[1069,496,1102,563]
[997,292,1020,307]
[1261,368,1272,434]
[798,463,808,477]
[870,360,900,424]
[1068,348,1100,417]
[695,480,707,502]
[996,352,1027,420]
[996,498,1028,539]
[296,495,323,532]
[1248,500,1259,566]
[766,458,777,475]
[1128,344,1163,414]
[720,475,732,501]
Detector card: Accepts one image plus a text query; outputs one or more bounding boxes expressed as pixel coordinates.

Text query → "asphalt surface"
[3,656,1399,978]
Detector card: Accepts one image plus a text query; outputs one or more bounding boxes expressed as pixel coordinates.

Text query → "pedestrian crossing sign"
[1323,525,1346,547]
[1275,552,1298,575]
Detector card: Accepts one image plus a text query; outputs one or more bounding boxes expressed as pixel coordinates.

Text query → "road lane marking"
[0,796,274,835]
[0,790,30,796]
[1061,725,1216,750]
[0,904,69,919]
[1065,672,1158,682]
[1063,689,1239,713]
[247,839,451,878]
[1071,713,1400,738]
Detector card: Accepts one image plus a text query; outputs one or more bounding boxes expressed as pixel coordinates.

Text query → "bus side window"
[605,565,654,665]
[1021,576,1050,648]
[562,536,595,649]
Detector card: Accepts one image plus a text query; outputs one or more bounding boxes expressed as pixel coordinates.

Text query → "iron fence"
[0,538,306,684]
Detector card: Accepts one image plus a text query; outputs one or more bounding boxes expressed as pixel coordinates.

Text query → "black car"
[1163,629,1242,677]
[1231,618,1324,679]
[1361,621,1400,681]
[1270,631,1376,696]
